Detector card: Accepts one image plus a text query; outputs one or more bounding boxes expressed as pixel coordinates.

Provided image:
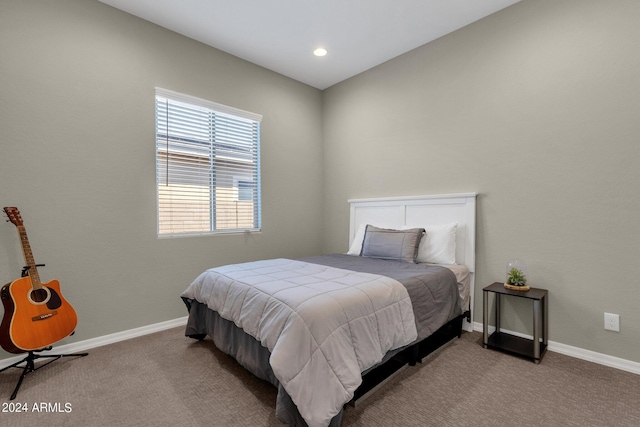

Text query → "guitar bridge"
[32,311,58,322]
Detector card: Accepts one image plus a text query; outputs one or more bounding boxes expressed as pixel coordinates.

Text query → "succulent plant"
[507,267,527,286]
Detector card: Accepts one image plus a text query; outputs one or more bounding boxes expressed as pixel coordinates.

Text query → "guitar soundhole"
[30,289,49,303]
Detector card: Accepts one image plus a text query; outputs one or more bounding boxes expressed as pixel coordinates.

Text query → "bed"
[181,193,477,427]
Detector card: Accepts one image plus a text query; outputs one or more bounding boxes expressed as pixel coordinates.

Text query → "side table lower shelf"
[485,331,547,361]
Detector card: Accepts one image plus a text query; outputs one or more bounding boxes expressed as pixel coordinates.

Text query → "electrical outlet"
[604,312,620,332]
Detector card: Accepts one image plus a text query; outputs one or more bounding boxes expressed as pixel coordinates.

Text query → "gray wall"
[323,0,640,363]
[0,0,323,358]
[1,0,638,366]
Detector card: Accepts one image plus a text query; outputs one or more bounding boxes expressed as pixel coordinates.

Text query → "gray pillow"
[361,225,425,263]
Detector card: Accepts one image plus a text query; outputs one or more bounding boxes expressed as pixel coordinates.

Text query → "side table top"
[484,282,548,299]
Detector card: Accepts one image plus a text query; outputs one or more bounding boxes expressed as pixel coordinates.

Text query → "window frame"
[155,88,262,238]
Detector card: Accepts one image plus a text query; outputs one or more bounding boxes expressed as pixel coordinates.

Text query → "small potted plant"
[504,259,530,291]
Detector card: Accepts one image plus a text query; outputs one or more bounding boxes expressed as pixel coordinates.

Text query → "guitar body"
[1,207,79,354]
[0,277,78,353]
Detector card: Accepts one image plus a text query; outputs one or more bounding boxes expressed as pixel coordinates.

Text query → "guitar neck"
[16,225,42,289]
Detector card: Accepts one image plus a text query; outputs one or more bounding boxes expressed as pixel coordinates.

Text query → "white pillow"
[401,222,457,264]
[347,223,368,255]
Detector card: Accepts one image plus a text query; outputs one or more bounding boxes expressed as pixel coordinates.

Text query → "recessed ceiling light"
[313,48,328,57]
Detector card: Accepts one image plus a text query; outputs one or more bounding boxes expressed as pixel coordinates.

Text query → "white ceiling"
[99,0,521,90]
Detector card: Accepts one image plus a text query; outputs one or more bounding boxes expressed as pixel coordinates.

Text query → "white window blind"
[155,88,262,236]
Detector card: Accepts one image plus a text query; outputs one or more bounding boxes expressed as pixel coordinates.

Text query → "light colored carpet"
[1,328,638,426]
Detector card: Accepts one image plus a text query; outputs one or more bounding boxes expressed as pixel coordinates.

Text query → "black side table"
[483,282,548,363]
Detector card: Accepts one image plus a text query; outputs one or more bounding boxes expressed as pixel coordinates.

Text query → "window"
[155,88,261,236]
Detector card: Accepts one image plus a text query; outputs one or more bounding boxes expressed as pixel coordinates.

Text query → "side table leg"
[533,299,541,363]
[543,294,548,347]
[483,290,488,348]
[495,294,501,333]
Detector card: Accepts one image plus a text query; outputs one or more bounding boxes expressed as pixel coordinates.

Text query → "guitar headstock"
[3,207,23,227]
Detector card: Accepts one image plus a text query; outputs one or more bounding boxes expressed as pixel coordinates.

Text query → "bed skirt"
[182,297,464,426]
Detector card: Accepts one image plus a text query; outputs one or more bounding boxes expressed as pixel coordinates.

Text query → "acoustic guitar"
[0,207,78,354]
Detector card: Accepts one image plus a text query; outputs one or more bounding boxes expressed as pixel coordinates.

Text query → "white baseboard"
[0,316,188,370]
[3,317,637,376]
[473,322,640,375]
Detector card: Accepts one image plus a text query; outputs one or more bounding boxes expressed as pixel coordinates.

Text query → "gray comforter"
[182,254,460,426]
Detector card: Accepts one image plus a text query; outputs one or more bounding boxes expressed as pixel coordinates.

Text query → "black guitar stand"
[21,264,44,278]
[0,348,88,400]
[0,265,88,400]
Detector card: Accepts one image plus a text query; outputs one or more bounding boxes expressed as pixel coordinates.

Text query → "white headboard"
[348,193,477,331]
